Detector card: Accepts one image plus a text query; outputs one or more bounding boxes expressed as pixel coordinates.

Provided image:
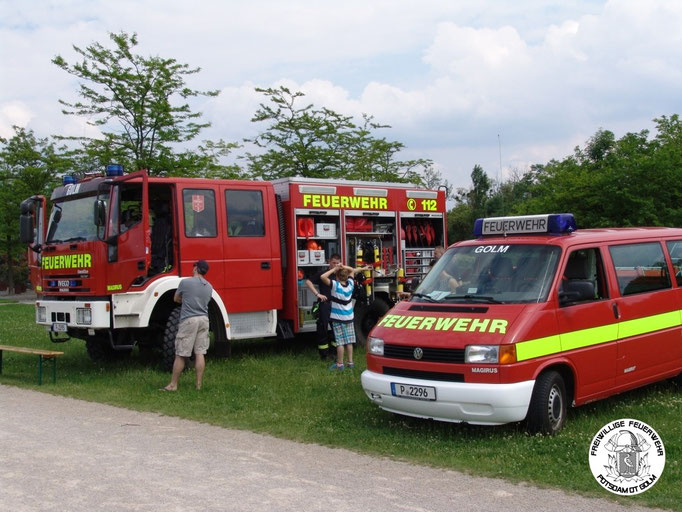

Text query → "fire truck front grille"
[384,344,465,363]
[382,367,464,382]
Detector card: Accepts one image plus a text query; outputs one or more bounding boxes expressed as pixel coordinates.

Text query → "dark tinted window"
[665,240,682,286]
[609,242,670,295]
[225,189,265,237]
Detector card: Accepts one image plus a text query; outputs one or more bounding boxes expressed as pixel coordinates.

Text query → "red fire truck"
[20,165,446,369]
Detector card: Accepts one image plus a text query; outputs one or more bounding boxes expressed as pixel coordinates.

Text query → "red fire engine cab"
[20,165,446,370]
[362,213,682,434]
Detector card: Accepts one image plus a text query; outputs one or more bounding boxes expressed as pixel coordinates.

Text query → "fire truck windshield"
[46,195,102,243]
[414,244,561,304]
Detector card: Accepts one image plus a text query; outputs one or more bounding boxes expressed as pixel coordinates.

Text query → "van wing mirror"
[405,276,421,292]
[559,281,595,305]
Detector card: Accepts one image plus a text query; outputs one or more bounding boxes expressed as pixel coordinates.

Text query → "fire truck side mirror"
[19,198,36,243]
[94,199,107,227]
[19,213,34,244]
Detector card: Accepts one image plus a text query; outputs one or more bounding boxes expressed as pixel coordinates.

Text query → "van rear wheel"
[526,370,567,435]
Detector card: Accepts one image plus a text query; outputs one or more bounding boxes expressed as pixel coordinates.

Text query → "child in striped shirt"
[320,264,370,370]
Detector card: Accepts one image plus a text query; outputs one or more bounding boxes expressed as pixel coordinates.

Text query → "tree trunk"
[6,234,14,294]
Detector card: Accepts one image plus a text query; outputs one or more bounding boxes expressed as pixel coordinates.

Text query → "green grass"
[1,302,680,510]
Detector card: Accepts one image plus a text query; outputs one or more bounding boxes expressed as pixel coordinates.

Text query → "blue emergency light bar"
[106,164,124,176]
[62,175,77,185]
[473,213,577,237]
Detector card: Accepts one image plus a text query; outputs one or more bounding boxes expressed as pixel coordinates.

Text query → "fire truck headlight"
[368,336,384,356]
[465,345,499,364]
[37,306,47,323]
[76,308,92,325]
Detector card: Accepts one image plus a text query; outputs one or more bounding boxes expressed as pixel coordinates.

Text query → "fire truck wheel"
[85,334,130,362]
[526,370,567,435]
[354,298,391,348]
[161,307,181,372]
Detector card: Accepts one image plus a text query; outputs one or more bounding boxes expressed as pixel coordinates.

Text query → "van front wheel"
[526,371,567,435]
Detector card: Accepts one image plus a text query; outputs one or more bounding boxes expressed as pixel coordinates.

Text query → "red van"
[362,214,682,434]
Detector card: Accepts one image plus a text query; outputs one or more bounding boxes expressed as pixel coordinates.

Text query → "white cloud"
[0,102,33,138]
[2,0,682,189]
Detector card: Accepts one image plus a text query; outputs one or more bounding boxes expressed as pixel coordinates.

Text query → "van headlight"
[368,336,384,356]
[36,306,47,323]
[465,345,499,364]
[464,345,517,364]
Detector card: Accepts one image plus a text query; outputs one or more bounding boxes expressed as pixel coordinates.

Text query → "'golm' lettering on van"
[377,314,508,334]
[474,245,510,254]
[302,194,389,210]
[41,253,92,270]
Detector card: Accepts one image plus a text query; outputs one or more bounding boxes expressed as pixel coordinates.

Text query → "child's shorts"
[332,322,356,346]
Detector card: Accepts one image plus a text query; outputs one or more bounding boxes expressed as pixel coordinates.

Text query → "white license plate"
[51,322,68,332]
[391,382,436,401]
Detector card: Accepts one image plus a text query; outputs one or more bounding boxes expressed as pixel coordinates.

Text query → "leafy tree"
[448,165,493,241]
[422,166,455,202]
[52,31,232,176]
[244,86,429,184]
[0,127,65,292]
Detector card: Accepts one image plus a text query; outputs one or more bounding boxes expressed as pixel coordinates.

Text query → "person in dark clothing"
[149,202,173,275]
[305,253,341,359]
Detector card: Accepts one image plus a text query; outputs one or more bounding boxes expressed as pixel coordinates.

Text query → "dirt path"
[0,385,663,512]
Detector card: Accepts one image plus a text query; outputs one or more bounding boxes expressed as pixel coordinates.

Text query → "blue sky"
[1,0,681,190]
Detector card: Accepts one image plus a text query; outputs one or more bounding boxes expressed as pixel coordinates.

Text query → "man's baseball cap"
[195,260,209,275]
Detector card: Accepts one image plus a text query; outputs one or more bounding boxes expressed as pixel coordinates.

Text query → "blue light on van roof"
[62,175,77,185]
[106,164,124,176]
[473,213,577,237]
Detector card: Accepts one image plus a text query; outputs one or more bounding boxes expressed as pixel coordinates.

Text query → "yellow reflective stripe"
[561,324,619,352]
[618,311,680,339]
[516,310,682,362]
[516,335,561,361]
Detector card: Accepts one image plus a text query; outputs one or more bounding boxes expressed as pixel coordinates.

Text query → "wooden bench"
[0,345,64,385]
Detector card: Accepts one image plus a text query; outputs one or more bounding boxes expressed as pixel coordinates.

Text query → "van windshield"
[413,244,561,304]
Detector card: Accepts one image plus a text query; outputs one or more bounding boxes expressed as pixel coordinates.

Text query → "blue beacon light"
[105,164,124,177]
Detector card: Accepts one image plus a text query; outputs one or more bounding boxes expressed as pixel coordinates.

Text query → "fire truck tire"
[161,307,181,372]
[354,298,391,348]
[525,370,567,435]
[85,334,130,362]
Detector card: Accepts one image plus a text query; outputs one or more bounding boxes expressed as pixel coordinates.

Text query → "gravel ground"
[0,385,664,512]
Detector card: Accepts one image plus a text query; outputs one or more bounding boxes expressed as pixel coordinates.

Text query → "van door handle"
[261,261,271,270]
[612,303,620,319]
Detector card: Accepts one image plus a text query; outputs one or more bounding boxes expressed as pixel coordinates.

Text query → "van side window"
[225,189,265,237]
[183,189,217,238]
[665,240,682,286]
[609,242,670,295]
[559,248,607,305]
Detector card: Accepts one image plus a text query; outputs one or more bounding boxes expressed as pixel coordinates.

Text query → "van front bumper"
[361,370,535,425]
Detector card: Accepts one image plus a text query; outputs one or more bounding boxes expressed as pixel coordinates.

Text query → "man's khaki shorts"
[175,315,210,357]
